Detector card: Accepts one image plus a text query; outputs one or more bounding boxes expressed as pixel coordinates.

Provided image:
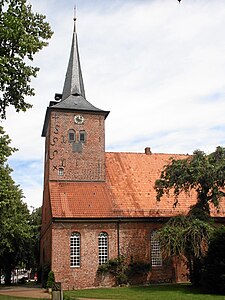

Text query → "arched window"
[150,230,162,267]
[70,232,80,267]
[79,130,86,143]
[98,232,108,265]
[68,129,76,142]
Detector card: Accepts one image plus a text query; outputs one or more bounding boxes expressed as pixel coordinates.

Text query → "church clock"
[74,114,84,124]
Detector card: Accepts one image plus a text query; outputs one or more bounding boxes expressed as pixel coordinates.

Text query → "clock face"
[74,114,84,124]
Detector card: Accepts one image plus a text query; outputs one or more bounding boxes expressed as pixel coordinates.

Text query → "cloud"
[2,0,225,208]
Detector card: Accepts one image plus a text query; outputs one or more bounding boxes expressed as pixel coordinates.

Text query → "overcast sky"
[2,0,225,209]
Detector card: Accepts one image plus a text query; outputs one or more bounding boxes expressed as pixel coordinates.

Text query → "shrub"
[98,256,128,285]
[46,271,55,289]
[128,261,151,276]
[97,256,151,286]
[201,226,225,294]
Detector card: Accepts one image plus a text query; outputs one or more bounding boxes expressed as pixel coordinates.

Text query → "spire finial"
[73,5,76,33]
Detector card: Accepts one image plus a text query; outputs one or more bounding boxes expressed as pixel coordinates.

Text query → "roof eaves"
[41,105,110,137]
[41,107,51,137]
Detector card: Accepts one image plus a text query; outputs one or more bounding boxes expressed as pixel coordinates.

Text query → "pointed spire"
[61,12,86,100]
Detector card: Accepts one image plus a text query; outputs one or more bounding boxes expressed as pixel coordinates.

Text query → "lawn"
[64,284,225,300]
[1,284,225,300]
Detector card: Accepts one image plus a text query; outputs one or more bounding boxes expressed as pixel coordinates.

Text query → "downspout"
[117,220,120,257]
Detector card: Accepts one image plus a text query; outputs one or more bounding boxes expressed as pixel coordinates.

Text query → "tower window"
[58,167,64,176]
[70,232,81,267]
[150,230,162,267]
[79,130,86,143]
[68,129,76,142]
[98,232,108,265]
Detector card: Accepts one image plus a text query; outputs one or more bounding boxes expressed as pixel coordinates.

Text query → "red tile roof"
[50,152,225,219]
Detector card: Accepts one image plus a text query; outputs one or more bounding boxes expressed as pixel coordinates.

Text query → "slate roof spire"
[61,12,86,100]
[41,13,110,137]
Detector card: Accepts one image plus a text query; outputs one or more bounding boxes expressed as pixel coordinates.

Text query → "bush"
[97,256,151,286]
[201,226,225,294]
[98,256,128,285]
[46,271,55,289]
[41,263,50,288]
[128,261,151,276]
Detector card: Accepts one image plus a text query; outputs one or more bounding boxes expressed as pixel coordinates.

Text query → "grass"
[0,284,225,300]
[64,284,225,300]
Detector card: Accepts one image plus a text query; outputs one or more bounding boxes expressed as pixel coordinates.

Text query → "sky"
[2,0,225,209]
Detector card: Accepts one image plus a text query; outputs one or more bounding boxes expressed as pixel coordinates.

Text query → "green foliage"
[201,226,225,294]
[98,256,128,285]
[158,216,213,259]
[158,215,214,286]
[0,126,34,284]
[155,147,225,215]
[155,146,225,286]
[0,126,17,164]
[26,207,42,272]
[128,260,151,276]
[98,256,151,286]
[46,270,55,289]
[0,0,53,118]
[41,262,50,288]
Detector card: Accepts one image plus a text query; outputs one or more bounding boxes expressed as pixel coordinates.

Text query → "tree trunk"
[5,267,12,285]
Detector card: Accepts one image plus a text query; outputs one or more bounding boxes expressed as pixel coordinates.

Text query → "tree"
[0,126,34,284]
[157,215,213,286]
[155,147,225,216]
[154,147,225,285]
[0,0,53,119]
[27,207,42,274]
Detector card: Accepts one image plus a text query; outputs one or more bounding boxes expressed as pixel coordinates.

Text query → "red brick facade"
[46,110,106,182]
[41,219,182,289]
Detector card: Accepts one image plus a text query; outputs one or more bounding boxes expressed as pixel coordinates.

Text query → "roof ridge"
[105,151,188,156]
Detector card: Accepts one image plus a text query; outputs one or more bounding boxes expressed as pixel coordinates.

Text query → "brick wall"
[47,110,106,182]
[40,225,52,267]
[40,182,52,267]
[51,220,179,289]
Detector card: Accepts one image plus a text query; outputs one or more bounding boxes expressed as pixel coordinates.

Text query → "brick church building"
[40,19,225,289]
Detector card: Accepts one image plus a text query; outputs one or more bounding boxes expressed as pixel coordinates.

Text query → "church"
[40,18,225,289]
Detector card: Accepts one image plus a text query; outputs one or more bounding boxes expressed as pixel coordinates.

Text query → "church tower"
[42,18,109,183]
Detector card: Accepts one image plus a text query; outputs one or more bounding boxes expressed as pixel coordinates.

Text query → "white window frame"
[98,232,108,265]
[151,230,162,267]
[70,232,80,267]
[58,167,64,176]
